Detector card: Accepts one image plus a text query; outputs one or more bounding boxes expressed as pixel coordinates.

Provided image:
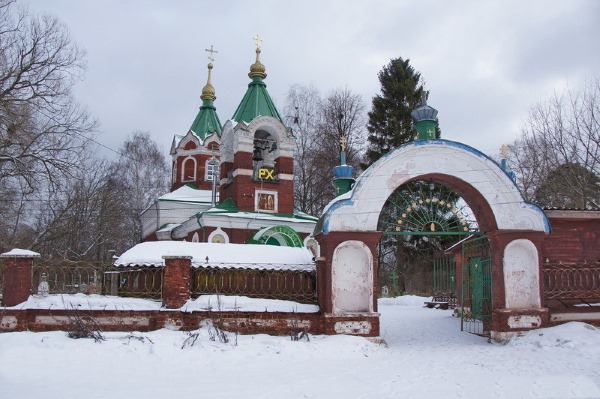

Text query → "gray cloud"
[27,0,599,159]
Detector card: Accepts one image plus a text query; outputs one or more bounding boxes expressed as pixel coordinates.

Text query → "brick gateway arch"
[314,140,551,341]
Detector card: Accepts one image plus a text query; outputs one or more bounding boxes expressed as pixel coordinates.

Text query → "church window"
[183,140,197,150]
[208,228,229,244]
[212,234,226,243]
[181,156,197,182]
[206,159,219,181]
[207,142,219,151]
[192,232,199,242]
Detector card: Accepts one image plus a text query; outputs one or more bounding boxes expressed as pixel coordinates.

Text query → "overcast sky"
[26,0,600,160]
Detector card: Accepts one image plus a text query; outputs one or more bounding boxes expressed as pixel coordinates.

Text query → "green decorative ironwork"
[433,253,456,295]
[248,225,304,247]
[379,181,478,235]
[461,235,492,336]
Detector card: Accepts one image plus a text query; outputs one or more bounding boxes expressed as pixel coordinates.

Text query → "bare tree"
[284,85,367,216]
[29,160,128,260]
[284,83,322,216]
[508,78,600,209]
[0,0,96,193]
[111,131,170,245]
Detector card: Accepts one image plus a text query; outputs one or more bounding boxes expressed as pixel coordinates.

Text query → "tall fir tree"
[362,57,426,168]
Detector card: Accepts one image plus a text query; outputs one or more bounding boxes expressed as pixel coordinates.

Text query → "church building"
[140,41,318,249]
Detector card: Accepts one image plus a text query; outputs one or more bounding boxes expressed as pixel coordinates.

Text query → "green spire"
[232,39,283,123]
[410,95,438,140]
[189,60,222,139]
[333,135,355,196]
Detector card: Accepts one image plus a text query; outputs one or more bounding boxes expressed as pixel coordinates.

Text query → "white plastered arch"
[504,239,541,308]
[180,156,197,182]
[319,140,549,234]
[331,240,374,314]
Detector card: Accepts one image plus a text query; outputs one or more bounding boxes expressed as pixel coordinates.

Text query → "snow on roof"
[157,223,180,233]
[157,185,213,203]
[207,211,317,224]
[114,241,315,271]
[0,248,40,257]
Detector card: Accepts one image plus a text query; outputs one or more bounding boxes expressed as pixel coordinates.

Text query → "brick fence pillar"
[1,249,40,307]
[162,255,192,309]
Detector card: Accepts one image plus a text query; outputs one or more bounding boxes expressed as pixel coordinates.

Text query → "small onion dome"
[249,47,267,79]
[411,99,438,122]
[201,62,216,101]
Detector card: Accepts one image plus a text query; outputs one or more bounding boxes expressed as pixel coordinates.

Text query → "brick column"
[486,230,549,342]
[1,249,40,307]
[162,255,191,309]
[315,231,383,314]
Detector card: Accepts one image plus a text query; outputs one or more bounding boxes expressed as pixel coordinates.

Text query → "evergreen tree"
[362,57,426,168]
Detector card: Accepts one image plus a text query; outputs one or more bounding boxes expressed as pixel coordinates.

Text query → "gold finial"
[500,144,508,159]
[201,45,217,101]
[249,34,267,79]
[339,135,347,152]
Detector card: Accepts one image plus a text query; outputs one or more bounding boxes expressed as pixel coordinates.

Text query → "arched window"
[208,228,229,244]
[181,156,197,182]
[206,159,220,182]
[192,232,200,242]
[183,140,197,150]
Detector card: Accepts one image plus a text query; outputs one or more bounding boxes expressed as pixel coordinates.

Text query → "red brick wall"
[0,309,380,337]
[219,152,295,214]
[543,217,600,262]
[172,153,215,191]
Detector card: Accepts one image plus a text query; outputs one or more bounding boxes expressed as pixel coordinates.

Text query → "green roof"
[189,98,222,140]
[232,76,283,124]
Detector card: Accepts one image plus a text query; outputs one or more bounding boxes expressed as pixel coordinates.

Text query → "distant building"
[140,43,318,251]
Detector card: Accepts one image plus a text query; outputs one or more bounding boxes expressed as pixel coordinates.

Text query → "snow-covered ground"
[1,296,599,399]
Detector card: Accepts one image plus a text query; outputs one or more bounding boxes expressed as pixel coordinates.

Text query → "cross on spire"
[253,34,263,49]
[205,45,218,63]
[339,135,347,152]
[500,144,508,159]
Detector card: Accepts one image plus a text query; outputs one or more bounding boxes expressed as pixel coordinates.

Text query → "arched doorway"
[377,179,493,334]
[315,140,550,339]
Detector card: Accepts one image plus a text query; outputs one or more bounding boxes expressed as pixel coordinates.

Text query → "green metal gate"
[376,180,493,334]
[461,235,492,335]
[378,181,478,236]
[432,253,456,306]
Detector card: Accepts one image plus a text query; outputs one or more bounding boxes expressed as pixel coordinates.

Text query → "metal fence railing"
[542,262,600,300]
[190,267,317,304]
[0,260,317,304]
[32,261,163,299]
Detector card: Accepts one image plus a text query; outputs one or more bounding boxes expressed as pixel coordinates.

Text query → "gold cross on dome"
[339,135,347,152]
[205,45,218,63]
[253,34,263,49]
[500,144,508,159]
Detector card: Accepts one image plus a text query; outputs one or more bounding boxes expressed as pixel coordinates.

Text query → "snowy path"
[1,297,599,399]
